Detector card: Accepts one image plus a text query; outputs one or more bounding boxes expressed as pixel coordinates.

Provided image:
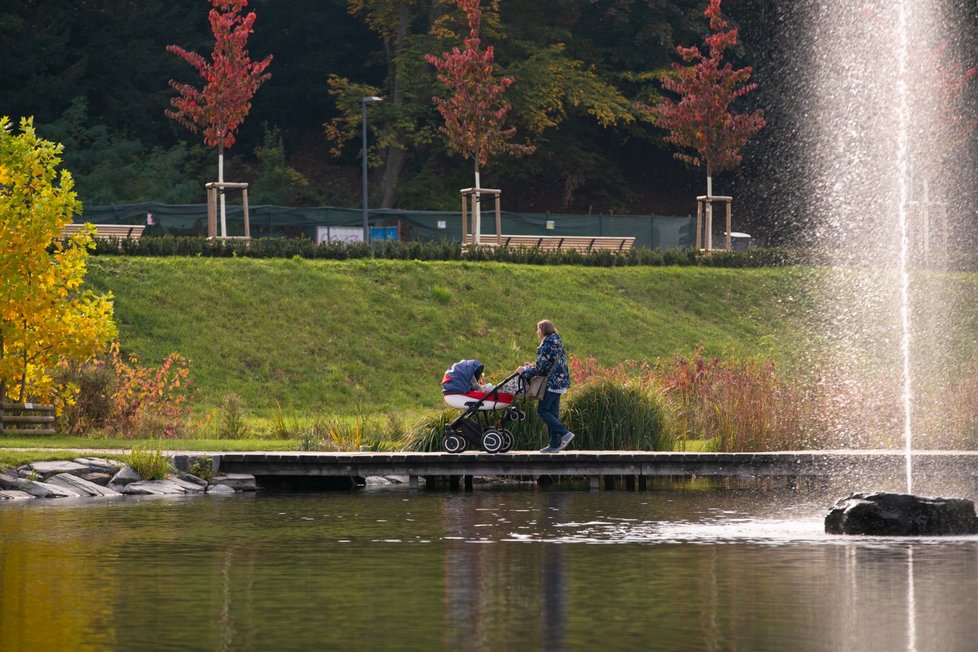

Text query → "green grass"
[82,257,818,420]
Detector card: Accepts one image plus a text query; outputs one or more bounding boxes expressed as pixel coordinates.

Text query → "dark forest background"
[4,0,978,245]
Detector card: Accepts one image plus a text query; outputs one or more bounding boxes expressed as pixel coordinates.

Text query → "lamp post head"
[362,96,383,104]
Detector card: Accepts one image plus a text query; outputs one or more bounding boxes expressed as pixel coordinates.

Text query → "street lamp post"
[361,96,383,243]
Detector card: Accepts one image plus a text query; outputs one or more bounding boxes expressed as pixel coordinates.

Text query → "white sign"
[546,220,555,230]
[437,220,447,229]
[315,226,364,244]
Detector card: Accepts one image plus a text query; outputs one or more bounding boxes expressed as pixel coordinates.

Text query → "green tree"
[0,117,117,403]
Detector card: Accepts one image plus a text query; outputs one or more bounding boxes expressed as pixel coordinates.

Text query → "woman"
[519,319,574,453]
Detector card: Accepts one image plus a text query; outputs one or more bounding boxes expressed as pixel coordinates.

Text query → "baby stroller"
[441,360,526,453]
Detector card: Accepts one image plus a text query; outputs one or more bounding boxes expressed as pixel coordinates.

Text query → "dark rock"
[826,492,978,535]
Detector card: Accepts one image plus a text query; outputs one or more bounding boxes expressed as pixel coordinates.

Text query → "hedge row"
[83,235,813,268]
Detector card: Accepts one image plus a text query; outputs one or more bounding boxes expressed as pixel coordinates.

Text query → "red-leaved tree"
[166,0,272,235]
[425,0,532,242]
[654,0,764,248]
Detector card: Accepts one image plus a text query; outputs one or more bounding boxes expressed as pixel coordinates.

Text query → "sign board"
[315,226,363,244]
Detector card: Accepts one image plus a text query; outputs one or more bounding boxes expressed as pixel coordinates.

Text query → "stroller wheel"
[506,407,525,421]
[443,434,466,453]
[500,429,514,453]
[482,429,505,454]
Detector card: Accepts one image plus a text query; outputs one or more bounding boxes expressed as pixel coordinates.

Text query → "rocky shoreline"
[0,456,256,502]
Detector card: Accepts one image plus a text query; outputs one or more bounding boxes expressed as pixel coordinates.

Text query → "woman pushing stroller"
[519,319,575,453]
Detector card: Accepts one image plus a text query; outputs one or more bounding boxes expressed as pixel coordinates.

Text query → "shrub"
[106,344,192,439]
[217,393,249,439]
[187,455,214,482]
[563,379,671,451]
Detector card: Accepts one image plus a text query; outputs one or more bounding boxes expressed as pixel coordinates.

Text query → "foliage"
[652,0,764,179]
[127,443,173,481]
[563,378,672,451]
[424,0,534,177]
[187,455,214,482]
[0,117,117,403]
[85,234,810,268]
[217,393,249,439]
[105,343,192,439]
[38,97,209,205]
[166,0,273,152]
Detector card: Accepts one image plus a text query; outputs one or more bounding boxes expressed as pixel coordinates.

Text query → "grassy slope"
[85,257,818,419]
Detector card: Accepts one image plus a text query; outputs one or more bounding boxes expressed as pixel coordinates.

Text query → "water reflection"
[2,489,978,650]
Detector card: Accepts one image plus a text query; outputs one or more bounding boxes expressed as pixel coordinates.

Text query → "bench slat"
[61,224,145,241]
[464,234,635,252]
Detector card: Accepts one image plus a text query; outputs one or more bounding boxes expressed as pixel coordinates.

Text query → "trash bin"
[730,232,751,251]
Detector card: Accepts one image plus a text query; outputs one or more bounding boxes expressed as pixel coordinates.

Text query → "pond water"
[2,485,977,651]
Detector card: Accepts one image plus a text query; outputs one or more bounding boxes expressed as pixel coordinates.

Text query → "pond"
[2,485,977,651]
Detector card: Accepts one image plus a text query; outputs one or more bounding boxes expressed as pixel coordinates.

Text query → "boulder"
[207,484,235,494]
[210,474,257,492]
[74,457,124,474]
[82,472,114,486]
[825,492,978,535]
[122,479,193,496]
[0,490,34,500]
[27,460,90,481]
[47,473,121,497]
[109,466,141,487]
[20,479,82,499]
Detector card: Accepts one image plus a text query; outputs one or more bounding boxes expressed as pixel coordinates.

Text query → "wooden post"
[696,200,703,250]
[461,193,468,244]
[205,181,250,240]
[242,187,250,239]
[207,186,217,239]
[494,193,502,245]
[725,200,732,251]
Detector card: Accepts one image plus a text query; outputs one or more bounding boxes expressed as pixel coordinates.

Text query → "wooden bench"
[464,234,635,252]
[0,402,56,436]
[61,223,146,241]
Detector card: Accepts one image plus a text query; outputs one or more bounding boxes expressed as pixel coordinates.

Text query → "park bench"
[464,234,635,252]
[0,402,56,436]
[61,223,146,241]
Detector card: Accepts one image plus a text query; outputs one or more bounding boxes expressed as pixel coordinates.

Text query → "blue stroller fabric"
[442,359,484,394]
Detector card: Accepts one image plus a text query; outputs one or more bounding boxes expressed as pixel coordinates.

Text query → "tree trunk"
[705,165,714,251]
[378,0,411,209]
[218,140,226,238]
[380,145,406,208]
[473,158,481,245]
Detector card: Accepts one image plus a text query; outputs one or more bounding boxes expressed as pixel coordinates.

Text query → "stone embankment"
[0,456,256,502]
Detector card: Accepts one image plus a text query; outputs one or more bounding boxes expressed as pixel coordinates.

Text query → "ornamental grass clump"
[563,379,671,451]
[127,443,172,480]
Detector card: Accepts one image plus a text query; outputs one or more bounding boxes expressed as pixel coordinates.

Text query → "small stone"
[207,484,235,494]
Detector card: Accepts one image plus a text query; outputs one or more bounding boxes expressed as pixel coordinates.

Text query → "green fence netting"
[80,203,696,250]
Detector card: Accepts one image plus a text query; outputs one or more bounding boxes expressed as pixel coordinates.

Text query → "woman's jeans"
[537,390,568,449]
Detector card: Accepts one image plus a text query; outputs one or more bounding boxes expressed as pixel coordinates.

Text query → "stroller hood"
[442,359,484,394]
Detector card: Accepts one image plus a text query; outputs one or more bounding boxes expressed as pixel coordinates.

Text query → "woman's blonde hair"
[537,319,557,336]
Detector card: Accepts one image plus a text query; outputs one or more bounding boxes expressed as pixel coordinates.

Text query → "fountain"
[796,1,978,533]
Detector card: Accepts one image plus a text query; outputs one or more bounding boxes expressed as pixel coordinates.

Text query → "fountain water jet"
[805,1,978,532]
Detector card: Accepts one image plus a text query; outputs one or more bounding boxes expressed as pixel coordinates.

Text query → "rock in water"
[825,492,978,535]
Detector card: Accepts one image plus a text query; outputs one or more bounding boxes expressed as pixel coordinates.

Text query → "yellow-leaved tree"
[0,117,116,404]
